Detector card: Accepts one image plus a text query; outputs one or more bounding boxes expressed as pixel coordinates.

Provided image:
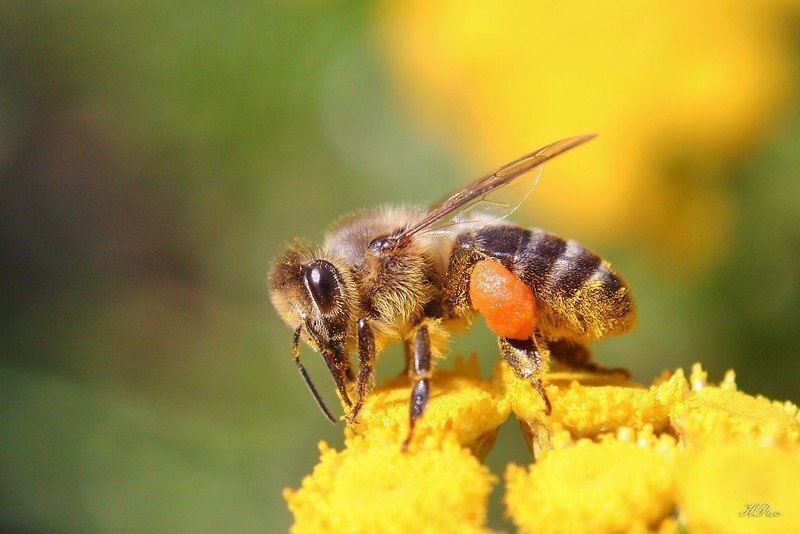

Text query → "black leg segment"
[347,318,376,424]
[403,325,432,450]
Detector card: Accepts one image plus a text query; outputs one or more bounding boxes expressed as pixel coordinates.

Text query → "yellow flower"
[286,360,800,532]
[678,444,800,533]
[502,364,800,532]
[670,365,800,448]
[501,363,688,455]
[347,355,510,457]
[284,431,495,533]
[505,430,679,533]
[375,0,798,270]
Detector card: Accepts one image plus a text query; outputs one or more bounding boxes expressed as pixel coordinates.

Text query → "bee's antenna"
[293,326,337,424]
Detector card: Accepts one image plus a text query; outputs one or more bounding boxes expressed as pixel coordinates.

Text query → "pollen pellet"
[469,259,536,340]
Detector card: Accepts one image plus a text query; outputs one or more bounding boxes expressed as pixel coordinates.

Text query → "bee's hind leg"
[500,337,552,415]
[548,339,630,379]
[346,318,376,425]
[402,325,431,451]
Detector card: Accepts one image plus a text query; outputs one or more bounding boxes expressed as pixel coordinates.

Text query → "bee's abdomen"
[470,225,635,340]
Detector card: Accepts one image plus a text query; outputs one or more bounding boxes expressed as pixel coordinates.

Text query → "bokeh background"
[2,1,800,531]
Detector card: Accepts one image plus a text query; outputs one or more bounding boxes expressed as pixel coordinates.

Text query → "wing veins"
[396,133,596,246]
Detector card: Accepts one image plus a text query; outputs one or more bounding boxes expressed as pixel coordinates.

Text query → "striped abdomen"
[462,224,635,341]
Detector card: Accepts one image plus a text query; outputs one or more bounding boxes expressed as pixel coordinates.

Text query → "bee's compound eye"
[304,260,341,314]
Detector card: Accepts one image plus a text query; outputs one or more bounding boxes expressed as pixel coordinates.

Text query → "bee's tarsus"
[500,336,552,415]
[404,325,432,450]
[533,378,553,415]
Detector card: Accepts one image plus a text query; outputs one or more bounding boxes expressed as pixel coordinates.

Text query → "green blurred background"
[1,1,799,531]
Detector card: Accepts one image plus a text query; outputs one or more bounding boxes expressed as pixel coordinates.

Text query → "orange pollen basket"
[468,259,536,340]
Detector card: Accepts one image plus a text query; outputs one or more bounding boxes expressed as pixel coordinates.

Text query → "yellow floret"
[678,444,800,533]
[284,431,495,534]
[670,366,800,448]
[501,363,688,451]
[505,432,679,534]
[347,355,510,457]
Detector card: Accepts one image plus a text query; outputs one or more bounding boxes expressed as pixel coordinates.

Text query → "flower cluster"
[284,357,501,533]
[285,357,800,532]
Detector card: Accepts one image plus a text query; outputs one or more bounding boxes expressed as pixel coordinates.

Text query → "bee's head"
[269,242,356,420]
[269,241,356,347]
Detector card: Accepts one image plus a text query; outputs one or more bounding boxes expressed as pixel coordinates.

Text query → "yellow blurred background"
[1,1,799,531]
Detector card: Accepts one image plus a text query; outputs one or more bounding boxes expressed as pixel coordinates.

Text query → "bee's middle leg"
[500,336,552,415]
[402,325,431,450]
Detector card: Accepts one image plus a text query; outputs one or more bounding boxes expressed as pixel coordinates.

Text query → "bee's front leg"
[402,325,431,450]
[499,336,552,415]
[346,318,376,425]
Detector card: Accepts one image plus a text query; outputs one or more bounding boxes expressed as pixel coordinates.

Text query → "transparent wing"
[395,134,595,246]
[418,162,542,237]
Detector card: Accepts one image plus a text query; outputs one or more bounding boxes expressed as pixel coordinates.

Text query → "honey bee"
[269,135,635,446]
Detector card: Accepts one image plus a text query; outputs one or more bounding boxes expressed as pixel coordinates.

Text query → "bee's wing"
[395,134,596,246]
[418,159,543,236]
